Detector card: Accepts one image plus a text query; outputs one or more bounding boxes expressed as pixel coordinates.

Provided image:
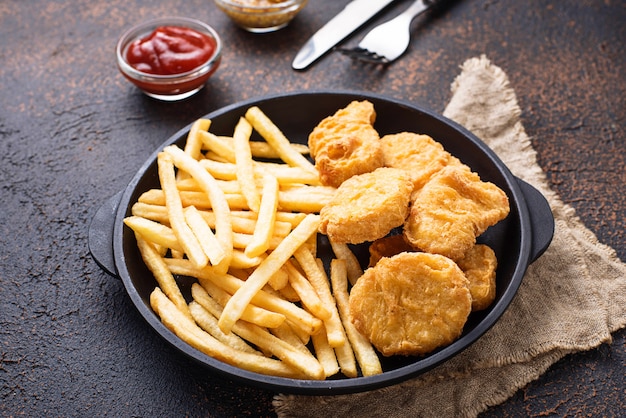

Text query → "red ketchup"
[126,26,216,75]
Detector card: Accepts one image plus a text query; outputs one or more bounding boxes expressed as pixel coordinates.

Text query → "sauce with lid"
[125,26,217,75]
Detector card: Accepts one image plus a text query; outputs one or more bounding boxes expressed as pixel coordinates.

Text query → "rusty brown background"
[1,0,624,416]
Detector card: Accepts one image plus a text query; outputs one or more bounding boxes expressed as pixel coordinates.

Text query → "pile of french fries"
[124,106,382,380]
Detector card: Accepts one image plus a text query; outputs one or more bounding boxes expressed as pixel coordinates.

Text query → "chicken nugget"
[319,167,413,244]
[349,252,472,356]
[381,132,459,190]
[308,101,383,187]
[403,165,510,260]
[456,244,497,311]
[308,101,377,156]
[368,234,416,267]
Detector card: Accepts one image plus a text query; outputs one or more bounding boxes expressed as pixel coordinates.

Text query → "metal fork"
[339,0,443,64]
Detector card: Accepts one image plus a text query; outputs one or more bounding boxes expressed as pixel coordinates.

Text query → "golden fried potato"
[381,132,460,191]
[308,100,384,187]
[319,167,413,244]
[368,234,416,267]
[403,165,510,260]
[456,244,497,311]
[349,252,472,356]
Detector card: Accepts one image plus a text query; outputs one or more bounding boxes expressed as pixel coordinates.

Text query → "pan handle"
[516,178,554,263]
[88,191,123,279]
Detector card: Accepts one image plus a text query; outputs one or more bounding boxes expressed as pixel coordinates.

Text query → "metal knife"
[292,0,398,71]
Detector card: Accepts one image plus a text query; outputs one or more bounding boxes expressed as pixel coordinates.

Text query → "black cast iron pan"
[89,91,554,395]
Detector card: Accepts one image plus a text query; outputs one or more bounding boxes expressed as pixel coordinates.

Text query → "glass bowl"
[116,17,222,101]
[214,0,308,33]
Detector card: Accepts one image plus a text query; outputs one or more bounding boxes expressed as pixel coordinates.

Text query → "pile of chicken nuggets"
[310,100,510,356]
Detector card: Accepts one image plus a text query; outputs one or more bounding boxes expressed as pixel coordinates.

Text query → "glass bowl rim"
[213,0,306,12]
[116,16,222,82]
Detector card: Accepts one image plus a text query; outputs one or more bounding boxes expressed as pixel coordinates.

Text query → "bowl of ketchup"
[116,17,222,101]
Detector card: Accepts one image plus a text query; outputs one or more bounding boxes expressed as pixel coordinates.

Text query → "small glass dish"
[214,0,308,33]
[116,17,222,101]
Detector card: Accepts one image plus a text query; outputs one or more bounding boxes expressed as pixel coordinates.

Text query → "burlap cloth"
[274,55,626,417]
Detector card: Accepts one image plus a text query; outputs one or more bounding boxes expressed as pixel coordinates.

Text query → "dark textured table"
[2,0,624,416]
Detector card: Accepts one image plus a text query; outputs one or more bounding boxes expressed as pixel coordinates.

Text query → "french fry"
[199,158,237,180]
[249,140,309,159]
[198,130,236,162]
[218,213,321,333]
[195,208,291,237]
[201,157,320,186]
[139,189,211,208]
[334,338,358,378]
[277,282,301,303]
[229,318,324,380]
[248,210,308,228]
[245,174,279,258]
[233,117,261,213]
[329,240,364,286]
[284,260,331,321]
[311,324,340,377]
[244,106,317,175]
[176,177,241,194]
[267,265,289,291]
[131,202,170,224]
[284,317,312,345]
[233,232,283,251]
[278,186,335,213]
[189,301,259,355]
[184,206,226,266]
[230,209,304,225]
[270,322,311,355]
[177,119,212,182]
[256,163,321,186]
[331,259,382,376]
[293,247,346,347]
[230,249,264,269]
[191,282,284,331]
[216,212,292,237]
[184,119,211,160]
[157,152,208,269]
[124,216,180,252]
[214,180,242,195]
[134,232,190,320]
[150,287,305,378]
[163,145,234,273]
[204,151,231,163]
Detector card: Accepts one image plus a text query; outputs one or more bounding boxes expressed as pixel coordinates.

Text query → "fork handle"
[424,0,458,16]
[400,0,454,22]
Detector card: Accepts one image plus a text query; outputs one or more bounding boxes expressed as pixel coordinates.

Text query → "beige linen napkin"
[274,55,626,417]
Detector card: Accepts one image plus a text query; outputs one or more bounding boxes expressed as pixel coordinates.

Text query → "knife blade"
[292,0,398,71]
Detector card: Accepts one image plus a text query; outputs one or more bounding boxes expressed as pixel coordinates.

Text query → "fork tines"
[337,47,391,64]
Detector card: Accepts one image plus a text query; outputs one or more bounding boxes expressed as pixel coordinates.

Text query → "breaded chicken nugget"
[456,244,497,311]
[319,167,413,244]
[308,101,377,156]
[349,252,472,356]
[368,234,416,267]
[381,132,460,190]
[403,165,510,260]
[308,101,384,187]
